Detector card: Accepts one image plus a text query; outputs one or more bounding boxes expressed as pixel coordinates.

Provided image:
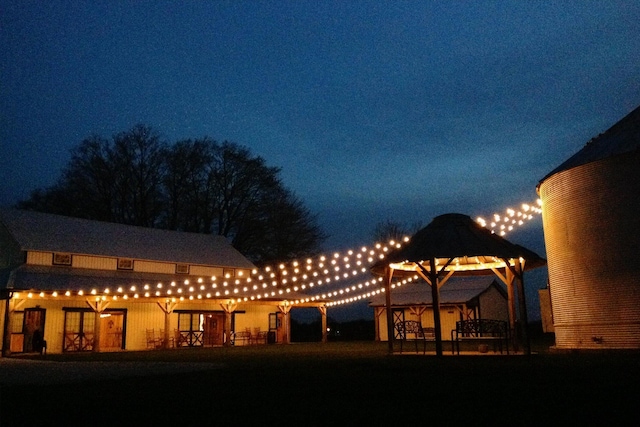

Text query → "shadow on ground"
[1,338,638,426]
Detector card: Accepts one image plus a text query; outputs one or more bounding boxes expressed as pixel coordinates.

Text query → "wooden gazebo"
[371,213,546,356]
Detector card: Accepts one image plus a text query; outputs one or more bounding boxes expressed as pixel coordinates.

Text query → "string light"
[18,201,541,307]
[476,199,542,236]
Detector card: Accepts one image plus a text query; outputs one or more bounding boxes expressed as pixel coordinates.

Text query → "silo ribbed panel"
[539,150,640,349]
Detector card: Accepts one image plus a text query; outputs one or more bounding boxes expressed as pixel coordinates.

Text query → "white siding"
[26,251,53,265]
[2,295,287,354]
[135,260,175,274]
[478,286,509,322]
[190,265,223,277]
[72,255,117,270]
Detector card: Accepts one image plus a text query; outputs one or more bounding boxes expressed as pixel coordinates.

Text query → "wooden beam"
[278,302,292,344]
[514,259,531,355]
[409,306,426,318]
[437,269,455,289]
[384,266,394,355]
[418,260,443,357]
[318,306,327,343]
[220,301,238,347]
[9,298,25,313]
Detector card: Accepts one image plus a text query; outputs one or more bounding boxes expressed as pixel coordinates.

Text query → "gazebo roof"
[371,213,545,277]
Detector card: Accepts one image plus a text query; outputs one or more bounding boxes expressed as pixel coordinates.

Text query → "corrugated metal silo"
[537,105,640,350]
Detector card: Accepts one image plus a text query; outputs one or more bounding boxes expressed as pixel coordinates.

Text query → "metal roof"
[539,104,640,185]
[0,208,255,270]
[368,276,502,307]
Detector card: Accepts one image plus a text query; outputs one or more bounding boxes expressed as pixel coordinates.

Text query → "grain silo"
[537,105,640,350]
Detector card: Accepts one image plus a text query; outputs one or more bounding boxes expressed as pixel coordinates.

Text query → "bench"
[451,319,509,355]
[394,320,435,354]
[232,330,252,346]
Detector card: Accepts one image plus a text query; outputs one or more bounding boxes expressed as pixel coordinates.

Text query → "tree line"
[18,124,326,265]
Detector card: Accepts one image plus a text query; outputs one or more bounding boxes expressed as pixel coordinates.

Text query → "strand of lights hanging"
[239,238,410,295]
[326,274,420,307]
[476,199,542,236]
[15,238,411,303]
[17,201,542,304]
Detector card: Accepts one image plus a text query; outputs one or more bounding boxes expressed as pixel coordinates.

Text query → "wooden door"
[270,312,285,343]
[23,308,46,353]
[203,313,224,346]
[99,311,124,351]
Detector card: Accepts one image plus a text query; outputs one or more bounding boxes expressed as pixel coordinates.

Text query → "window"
[11,311,24,334]
[176,264,189,274]
[117,258,134,270]
[53,253,72,266]
[63,309,95,352]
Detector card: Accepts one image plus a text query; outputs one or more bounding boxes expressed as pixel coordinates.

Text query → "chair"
[146,329,161,349]
[395,320,429,354]
[174,329,188,347]
[253,327,267,345]
[234,330,251,346]
[157,329,174,348]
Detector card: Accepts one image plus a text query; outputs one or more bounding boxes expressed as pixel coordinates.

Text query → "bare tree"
[373,219,421,244]
[19,126,326,264]
[162,138,216,232]
[109,125,166,227]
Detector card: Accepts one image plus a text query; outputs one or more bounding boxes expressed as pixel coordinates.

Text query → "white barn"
[0,208,327,355]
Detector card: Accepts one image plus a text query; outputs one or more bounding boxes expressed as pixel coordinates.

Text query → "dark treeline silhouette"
[372,219,422,243]
[18,124,326,265]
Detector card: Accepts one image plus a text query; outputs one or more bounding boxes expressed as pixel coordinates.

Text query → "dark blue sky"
[2,1,639,320]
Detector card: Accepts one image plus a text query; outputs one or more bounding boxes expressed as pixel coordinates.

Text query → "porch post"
[157,300,178,349]
[94,310,101,353]
[87,299,109,353]
[220,301,238,347]
[1,294,12,357]
[278,301,291,344]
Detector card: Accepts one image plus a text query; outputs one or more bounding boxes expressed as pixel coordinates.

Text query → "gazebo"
[371,213,546,356]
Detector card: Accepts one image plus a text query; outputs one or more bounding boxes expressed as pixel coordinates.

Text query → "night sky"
[2,1,639,320]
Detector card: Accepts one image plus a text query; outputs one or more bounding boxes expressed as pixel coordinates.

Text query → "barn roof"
[0,208,255,270]
[368,276,503,307]
[539,104,640,185]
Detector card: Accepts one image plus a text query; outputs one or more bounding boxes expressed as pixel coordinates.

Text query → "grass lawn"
[1,338,639,426]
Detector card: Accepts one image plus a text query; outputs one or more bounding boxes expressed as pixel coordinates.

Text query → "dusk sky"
[2,1,639,320]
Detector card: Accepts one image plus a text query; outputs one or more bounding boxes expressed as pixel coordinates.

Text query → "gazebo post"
[514,259,531,355]
[428,259,443,357]
[384,266,394,355]
[318,306,328,343]
[503,268,519,351]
